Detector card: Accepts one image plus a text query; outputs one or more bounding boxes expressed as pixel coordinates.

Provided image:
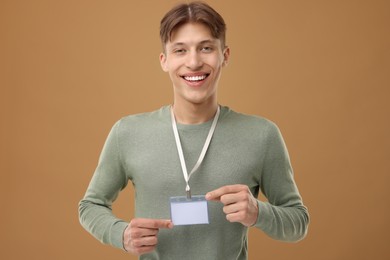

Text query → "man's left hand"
[206,184,259,227]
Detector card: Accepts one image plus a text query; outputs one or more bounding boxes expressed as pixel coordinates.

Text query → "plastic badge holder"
[170,195,209,226]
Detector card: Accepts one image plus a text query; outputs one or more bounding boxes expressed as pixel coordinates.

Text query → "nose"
[185,51,203,70]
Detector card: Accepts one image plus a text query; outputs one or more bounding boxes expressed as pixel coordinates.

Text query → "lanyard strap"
[170,105,220,199]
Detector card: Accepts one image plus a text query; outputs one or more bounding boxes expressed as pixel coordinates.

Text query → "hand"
[206,184,259,227]
[123,218,173,255]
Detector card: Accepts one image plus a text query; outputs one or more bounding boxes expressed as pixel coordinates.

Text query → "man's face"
[160,22,229,107]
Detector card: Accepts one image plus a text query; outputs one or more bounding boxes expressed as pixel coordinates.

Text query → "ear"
[222,46,230,67]
[159,52,168,72]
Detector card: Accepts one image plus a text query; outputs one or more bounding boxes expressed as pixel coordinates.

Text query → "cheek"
[211,62,224,74]
[166,60,181,74]
[208,56,225,71]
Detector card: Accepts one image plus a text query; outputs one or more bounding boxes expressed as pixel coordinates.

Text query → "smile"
[181,74,209,82]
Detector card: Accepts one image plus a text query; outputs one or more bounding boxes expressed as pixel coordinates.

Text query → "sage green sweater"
[79,105,309,259]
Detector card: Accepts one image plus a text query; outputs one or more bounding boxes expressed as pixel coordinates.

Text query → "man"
[79,2,309,259]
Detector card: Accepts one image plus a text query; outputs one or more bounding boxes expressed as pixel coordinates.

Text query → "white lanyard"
[170,105,220,199]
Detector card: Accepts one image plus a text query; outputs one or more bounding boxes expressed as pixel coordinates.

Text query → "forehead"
[168,22,217,45]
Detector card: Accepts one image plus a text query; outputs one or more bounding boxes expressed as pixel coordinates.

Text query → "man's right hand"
[123,218,173,255]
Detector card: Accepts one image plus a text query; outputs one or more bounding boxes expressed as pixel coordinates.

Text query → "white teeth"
[184,75,207,81]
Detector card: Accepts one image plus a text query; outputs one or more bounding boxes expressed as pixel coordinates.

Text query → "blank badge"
[170,195,209,226]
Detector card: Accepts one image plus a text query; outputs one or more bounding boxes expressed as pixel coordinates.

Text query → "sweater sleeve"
[253,122,309,242]
[78,120,129,250]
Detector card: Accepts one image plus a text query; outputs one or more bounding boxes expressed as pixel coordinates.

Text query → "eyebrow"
[170,39,217,48]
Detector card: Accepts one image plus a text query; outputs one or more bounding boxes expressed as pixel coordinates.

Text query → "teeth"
[184,75,207,81]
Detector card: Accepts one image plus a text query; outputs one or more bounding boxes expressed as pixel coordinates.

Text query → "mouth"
[181,73,210,83]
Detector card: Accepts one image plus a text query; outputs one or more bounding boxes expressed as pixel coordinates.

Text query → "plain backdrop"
[1,0,389,259]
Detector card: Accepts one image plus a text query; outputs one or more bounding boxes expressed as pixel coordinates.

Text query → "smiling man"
[160,21,229,125]
[79,2,309,259]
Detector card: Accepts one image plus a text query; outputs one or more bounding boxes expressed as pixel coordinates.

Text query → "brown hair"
[160,1,226,50]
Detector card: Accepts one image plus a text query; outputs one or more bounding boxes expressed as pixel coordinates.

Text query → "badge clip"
[186,188,192,199]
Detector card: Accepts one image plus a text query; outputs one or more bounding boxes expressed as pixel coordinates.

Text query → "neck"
[172,101,219,125]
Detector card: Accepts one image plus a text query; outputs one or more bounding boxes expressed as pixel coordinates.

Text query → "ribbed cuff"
[109,221,129,250]
[253,200,272,231]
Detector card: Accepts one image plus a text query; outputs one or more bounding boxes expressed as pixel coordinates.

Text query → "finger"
[131,218,173,229]
[132,235,158,248]
[222,202,243,215]
[130,226,159,239]
[132,245,156,255]
[220,190,250,205]
[225,211,246,223]
[220,193,240,205]
[206,184,247,201]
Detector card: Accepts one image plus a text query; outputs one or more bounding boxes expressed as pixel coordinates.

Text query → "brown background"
[1,0,389,259]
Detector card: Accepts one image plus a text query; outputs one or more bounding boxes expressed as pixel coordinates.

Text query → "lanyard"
[170,105,220,199]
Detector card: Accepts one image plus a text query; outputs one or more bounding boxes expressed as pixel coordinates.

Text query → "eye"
[173,49,186,55]
[201,46,214,53]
